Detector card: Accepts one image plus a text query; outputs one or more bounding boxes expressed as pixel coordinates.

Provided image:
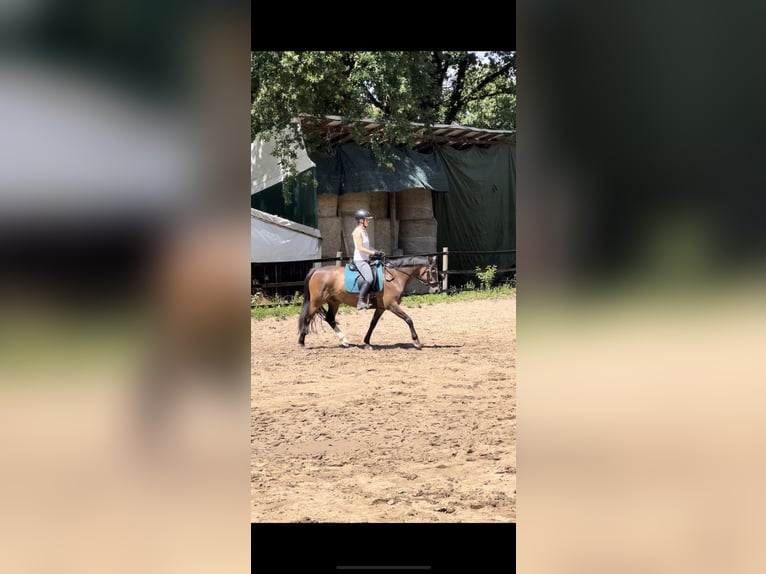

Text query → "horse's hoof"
[364,344,373,350]
[413,342,422,349]
[340,341,350,348]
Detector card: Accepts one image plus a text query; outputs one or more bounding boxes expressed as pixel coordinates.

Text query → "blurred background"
[518,1,766,573]
[0,1,250,572]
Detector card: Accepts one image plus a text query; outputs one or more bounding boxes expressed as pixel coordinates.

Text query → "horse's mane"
[387,256,431,268]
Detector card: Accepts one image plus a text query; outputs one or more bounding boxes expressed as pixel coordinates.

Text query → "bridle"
[384,261,440,288]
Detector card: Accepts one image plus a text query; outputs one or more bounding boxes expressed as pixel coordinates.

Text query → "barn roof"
[299,114,515,151]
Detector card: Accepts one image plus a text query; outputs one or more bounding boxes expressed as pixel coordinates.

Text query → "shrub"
[474,265,497,290]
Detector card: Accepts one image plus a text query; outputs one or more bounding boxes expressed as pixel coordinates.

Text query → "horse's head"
[419,255,440,294]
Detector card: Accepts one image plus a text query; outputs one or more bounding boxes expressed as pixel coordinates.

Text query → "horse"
[298,255,440,349]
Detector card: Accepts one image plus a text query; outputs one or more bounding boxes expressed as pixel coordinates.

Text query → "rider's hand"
[374,251,385,259]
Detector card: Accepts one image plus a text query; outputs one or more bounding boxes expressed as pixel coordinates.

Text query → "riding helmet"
[354,209,373,221]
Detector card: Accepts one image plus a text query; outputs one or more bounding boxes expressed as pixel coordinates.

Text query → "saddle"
[344,260,384,294]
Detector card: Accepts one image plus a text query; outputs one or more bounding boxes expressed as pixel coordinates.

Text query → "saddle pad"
[344,264,384,293]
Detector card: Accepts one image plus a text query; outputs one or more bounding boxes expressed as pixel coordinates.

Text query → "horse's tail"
[298,268,316,336]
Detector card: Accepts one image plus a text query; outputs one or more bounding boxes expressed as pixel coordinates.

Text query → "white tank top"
[353,227,370,261]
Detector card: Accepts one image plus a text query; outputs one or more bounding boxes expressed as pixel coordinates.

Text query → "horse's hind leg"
[298,299,321,346]
[324,301,351,347]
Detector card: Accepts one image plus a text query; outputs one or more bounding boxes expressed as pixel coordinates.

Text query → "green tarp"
[250,169,318,229]
[433,145,516,285]
[309,143,449,195]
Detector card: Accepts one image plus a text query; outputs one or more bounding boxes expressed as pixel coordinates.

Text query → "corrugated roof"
[299,114,515,151]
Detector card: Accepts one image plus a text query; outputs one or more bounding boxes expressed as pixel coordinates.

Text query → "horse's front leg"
[363,308,385,349]
[387,302,422,349]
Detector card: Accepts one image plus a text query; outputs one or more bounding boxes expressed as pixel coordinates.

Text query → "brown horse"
[298,255,440,349]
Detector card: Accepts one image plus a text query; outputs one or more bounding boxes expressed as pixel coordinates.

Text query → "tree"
[251,51,515,184]
[435,51,516,128]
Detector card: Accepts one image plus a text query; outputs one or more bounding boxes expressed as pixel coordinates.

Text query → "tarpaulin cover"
[433,145,516,282]
[309,143,449,195]
[251,208,321,263]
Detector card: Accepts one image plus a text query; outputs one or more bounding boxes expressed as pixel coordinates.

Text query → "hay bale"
[397,188,433,220]
[398,218,437,255]
[317,193,338,217]
[369,191,389,218]
[318,216,343,261]
[342,216,375,257]
[374,218,392,256]
[338,191,371,216]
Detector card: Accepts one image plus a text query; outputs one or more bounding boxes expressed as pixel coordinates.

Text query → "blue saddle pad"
[344,264,384,293]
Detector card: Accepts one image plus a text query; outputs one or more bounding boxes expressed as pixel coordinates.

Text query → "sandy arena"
[251,294,516,522]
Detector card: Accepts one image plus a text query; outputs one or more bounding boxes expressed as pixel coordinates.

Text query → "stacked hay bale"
[318,190,434,268]
[317,193,338,217]
[316,193,341,264]
[339,192,373,257]
[396,188,438,294]
[397,188,437,255]
[370,192,392,256]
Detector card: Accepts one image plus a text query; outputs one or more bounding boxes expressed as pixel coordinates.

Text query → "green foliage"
[281,169,317,206]
[251,290,304,310]
[251,51,516,181]
[251,305,294,321]
[447,52,516,130]
[475,264,498,290]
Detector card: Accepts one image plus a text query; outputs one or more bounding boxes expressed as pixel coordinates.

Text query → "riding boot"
[357,281,372,310]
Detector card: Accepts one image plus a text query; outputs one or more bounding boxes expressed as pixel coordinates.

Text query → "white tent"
[251,137,316,195]
[250,208,321,263]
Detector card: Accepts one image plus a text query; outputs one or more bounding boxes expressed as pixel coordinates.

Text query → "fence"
[252,248,516,298]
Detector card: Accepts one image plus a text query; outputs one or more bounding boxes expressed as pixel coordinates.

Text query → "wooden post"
[336,251,343,266]
[390,191,398,255]
[442,246,449,292]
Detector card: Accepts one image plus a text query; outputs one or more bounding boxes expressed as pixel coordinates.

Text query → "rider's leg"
[354,260,374,310]
[357,280,372,309]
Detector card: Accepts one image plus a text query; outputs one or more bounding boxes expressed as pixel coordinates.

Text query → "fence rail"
[252,248,515,296]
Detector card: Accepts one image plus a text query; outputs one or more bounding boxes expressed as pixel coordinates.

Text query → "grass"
[0,307,149,385]
[251,283,515,320]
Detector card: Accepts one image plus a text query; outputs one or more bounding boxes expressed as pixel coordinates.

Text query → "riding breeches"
[354,259,374,284]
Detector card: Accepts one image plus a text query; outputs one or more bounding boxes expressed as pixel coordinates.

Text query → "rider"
[352,208,384,310]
